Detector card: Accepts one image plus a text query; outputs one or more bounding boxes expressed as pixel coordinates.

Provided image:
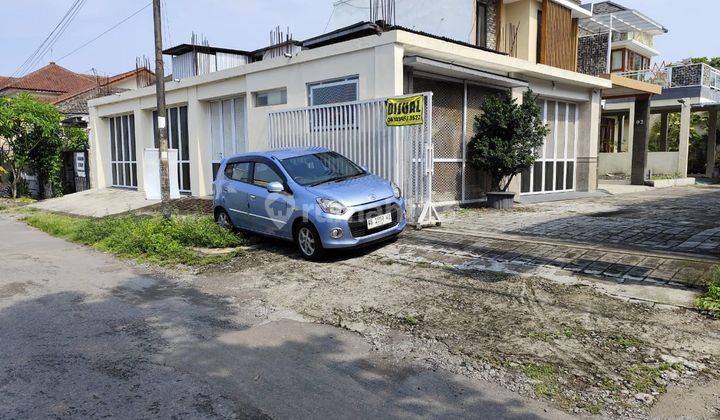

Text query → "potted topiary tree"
[467,89,548,209]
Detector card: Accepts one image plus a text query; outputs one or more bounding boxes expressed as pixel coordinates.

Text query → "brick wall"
[577,33,609,76]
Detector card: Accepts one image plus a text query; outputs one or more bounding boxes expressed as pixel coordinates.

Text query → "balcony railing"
[617,63,720,90]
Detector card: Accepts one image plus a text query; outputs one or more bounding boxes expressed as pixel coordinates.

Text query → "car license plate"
[367,212,393,230]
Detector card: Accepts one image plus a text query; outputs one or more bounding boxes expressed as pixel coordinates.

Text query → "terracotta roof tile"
[0,63,96,94]
[52,68,155,105]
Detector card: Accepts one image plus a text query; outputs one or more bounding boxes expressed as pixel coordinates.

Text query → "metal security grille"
[268,93,440,226]
[109,114,137,188]
[413,76,503,204]
[520,99,578,195]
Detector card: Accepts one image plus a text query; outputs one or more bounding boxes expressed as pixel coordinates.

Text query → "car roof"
[226,147,330,162]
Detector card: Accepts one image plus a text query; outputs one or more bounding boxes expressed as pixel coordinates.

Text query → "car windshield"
[280,152,366,186]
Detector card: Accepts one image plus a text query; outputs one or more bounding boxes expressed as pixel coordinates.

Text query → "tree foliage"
[690,57,720,70]
[467,90,548,192]
[0,93,85,198]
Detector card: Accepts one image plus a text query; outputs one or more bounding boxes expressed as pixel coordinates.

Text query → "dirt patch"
[138,197,213,216]
[192,242,720,418]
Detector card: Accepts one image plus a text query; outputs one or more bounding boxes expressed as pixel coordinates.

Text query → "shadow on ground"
[0,276,555,419]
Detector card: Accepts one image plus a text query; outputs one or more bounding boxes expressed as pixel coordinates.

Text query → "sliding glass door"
[109,114,137,188]
[521,99,578,194]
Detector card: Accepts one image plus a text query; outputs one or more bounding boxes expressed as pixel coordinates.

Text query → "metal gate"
[267,93,440,226]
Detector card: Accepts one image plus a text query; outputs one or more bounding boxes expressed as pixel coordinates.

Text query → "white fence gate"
[268,93,440,226]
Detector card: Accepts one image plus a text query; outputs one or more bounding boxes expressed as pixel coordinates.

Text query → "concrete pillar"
[707,108,718,178]
[88,105,110,190]
[624,102,636,174]
[576,89,601,192]
[631,96,651,185]
[132,107,152,192]
[659,111,669,152]
[187,86,212,197]
[678,102,692,177]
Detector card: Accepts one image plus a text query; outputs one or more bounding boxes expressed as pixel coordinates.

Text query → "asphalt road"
[0,216,570,419]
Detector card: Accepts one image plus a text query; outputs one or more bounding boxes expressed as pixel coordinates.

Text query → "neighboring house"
[577,1,720,181]
[0,63,154,196]
[87,0,619,207]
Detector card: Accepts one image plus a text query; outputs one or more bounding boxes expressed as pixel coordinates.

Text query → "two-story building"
[577,1,719,182]
[87,0,616,214]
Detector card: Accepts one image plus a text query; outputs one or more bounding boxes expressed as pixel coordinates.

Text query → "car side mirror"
[267,181,284,193]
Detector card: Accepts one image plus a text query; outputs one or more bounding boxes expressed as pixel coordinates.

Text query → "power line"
[24,0,87,74]
[11,0,85,77]
[56,2,152,63]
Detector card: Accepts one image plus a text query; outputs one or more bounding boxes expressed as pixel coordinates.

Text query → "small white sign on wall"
[74,152,86,178]
[143,148,180,200]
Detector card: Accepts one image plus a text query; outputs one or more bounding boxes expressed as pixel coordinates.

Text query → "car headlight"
[316,198,347,215]
[392,182,402,199]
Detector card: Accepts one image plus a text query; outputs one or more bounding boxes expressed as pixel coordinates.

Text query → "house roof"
[163,44,252,56]
[579,2,668,35]
[52,68,155,105]
[0,63,97,94]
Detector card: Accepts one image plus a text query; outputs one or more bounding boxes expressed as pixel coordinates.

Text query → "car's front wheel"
[295,222,325,261]
[215,208,235,231]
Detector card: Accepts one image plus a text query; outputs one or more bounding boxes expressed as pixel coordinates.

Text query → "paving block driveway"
[409,186,720,288]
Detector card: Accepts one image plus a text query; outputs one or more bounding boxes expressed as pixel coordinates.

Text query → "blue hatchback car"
[213,148,406,260]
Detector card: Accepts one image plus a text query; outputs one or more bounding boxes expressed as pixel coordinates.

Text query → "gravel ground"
[194,237,720,418]
[3,207,719,418]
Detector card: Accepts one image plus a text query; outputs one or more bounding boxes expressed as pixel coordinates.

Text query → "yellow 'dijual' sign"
[386,95,424,126]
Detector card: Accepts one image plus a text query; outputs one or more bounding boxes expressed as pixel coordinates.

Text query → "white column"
[88,105,109,190]
[187,86,212,197]
[678,102,692,177]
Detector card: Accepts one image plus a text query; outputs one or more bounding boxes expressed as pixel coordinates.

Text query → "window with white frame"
[210,96,247,177]
[307,76,359,130]
[109,114,137,189]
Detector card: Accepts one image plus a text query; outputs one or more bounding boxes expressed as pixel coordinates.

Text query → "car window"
[225,162,251,183]
[281,152,365,186]
[253,162,283,187]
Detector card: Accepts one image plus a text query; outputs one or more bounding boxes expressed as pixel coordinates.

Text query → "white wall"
[331,0,476,44]
[598,151,680,176]
[89,38,403,196]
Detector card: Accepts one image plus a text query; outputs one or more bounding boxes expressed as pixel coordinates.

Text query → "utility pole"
[152,0,171,219]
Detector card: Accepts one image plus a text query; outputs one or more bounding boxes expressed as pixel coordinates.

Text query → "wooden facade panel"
[540,0,578,71]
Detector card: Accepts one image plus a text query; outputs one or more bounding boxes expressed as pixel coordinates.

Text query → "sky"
[0,0,717,78]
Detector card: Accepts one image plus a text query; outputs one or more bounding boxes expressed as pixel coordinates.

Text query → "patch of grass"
[612,335,643,349]
[402,315,420,326]
[651,173,682,180]
[523,363,560,399]
[624,363,671,394]
[585,402,604,415]
[24,212,244,266]
[696,266,720,315]
[527,331,556,342]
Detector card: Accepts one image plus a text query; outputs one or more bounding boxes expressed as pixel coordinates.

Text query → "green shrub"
[696,267,720,314]
[24,213,243,266]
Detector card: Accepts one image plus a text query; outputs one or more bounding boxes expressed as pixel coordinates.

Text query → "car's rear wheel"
[215,209,235,231]
[295,222,325,261]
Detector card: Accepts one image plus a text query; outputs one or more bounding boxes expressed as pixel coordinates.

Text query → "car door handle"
[222,186,229,192]
[249,194,256,200]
